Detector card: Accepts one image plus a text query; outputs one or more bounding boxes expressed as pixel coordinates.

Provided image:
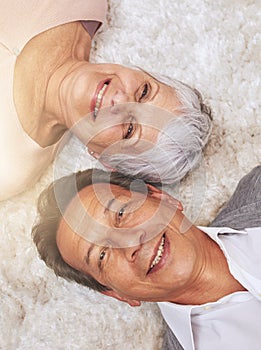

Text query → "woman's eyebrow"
[150,82,160,102]
[104,198,115,214]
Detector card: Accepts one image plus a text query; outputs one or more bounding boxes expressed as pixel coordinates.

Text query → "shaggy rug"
[0,0,260,349]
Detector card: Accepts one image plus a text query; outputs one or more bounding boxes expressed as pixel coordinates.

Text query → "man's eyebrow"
[85,243,95,265]
[84,198,116,266]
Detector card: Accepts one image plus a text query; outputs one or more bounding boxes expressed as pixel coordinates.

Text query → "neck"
[169,227,246,305]
[14,22,92,147]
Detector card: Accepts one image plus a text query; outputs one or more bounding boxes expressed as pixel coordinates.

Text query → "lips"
[91,79,110,119]
[147,233,167,274]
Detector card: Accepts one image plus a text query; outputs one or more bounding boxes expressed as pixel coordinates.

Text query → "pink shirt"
[0,0,106,201]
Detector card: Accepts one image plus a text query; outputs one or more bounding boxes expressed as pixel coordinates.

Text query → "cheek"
[129,126,160,155]
[103,262,131,289]
[142,127,159,145]
[88,126,122,152]
[164,92,181,115]
[153,87,181,116]
[104,252,140,285]
[100,126,122,146]
[170,243,197,284]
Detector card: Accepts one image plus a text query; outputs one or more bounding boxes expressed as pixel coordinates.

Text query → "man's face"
[57,183,199,304]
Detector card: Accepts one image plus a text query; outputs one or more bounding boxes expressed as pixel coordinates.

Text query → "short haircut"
[101,72,212,184]
[32,168,156,292]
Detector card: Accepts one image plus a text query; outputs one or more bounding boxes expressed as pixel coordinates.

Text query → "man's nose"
[117,229,146,262]
[121,244,141,263]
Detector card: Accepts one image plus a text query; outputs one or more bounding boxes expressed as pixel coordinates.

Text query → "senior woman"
[0,0,212,201]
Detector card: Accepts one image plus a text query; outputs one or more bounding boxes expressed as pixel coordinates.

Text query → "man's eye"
[98,248,108,269]
[99,250,106,261]
[139,83,149,101]
[118,207,125,218]
[116,206,126,225]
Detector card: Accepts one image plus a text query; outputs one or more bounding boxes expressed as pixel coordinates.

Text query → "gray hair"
[100,73,212,184]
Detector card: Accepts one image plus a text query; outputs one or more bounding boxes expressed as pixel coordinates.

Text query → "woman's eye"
[124,123,134,139]
[139,83,149,101]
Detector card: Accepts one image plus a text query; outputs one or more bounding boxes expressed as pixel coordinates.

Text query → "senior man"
[33,166,261,350]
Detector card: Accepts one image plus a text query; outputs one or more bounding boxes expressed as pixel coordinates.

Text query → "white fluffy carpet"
[1,0,260,349]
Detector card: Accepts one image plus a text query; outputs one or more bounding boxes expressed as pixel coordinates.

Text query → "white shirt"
[158,226,261,350]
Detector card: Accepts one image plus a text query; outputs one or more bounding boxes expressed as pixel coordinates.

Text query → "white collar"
[158,226,261,350]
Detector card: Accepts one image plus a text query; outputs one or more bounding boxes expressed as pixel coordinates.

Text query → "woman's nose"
[111,89,133,106]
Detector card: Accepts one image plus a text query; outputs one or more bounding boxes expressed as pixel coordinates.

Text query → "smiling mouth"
[93,81,110,119]
[147,234,166,274]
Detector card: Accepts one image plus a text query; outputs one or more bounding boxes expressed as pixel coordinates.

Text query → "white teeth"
[150,235,165,269]
[94,83,108,118]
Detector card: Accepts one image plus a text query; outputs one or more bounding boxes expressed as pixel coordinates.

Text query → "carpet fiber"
[0,0,260,349]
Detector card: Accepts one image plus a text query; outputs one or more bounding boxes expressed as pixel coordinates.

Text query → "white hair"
[100,73,213,184]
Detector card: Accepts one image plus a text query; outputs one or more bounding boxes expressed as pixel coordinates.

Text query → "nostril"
[110,104,121,115]
[139,231,146,245]
[111,89,128,106]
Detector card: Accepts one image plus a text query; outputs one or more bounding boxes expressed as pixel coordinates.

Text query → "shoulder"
[210,166,261,229]
[1,0,107,51]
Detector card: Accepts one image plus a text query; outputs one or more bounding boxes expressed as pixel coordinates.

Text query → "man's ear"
[102,290,141,307]
[146,184,183,211]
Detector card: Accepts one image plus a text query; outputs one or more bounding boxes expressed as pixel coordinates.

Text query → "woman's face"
[60,63,181,155]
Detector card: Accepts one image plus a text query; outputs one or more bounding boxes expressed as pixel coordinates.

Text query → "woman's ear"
[87,148,100,160]
[87,149,116,172]
[102,290,141,307]
[146,184,183,211]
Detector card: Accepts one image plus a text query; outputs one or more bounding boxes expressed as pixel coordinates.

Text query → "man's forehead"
[63,183,126,210]
[62,182,144,228]
[57,180,176,249]
[77,182,133,209]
